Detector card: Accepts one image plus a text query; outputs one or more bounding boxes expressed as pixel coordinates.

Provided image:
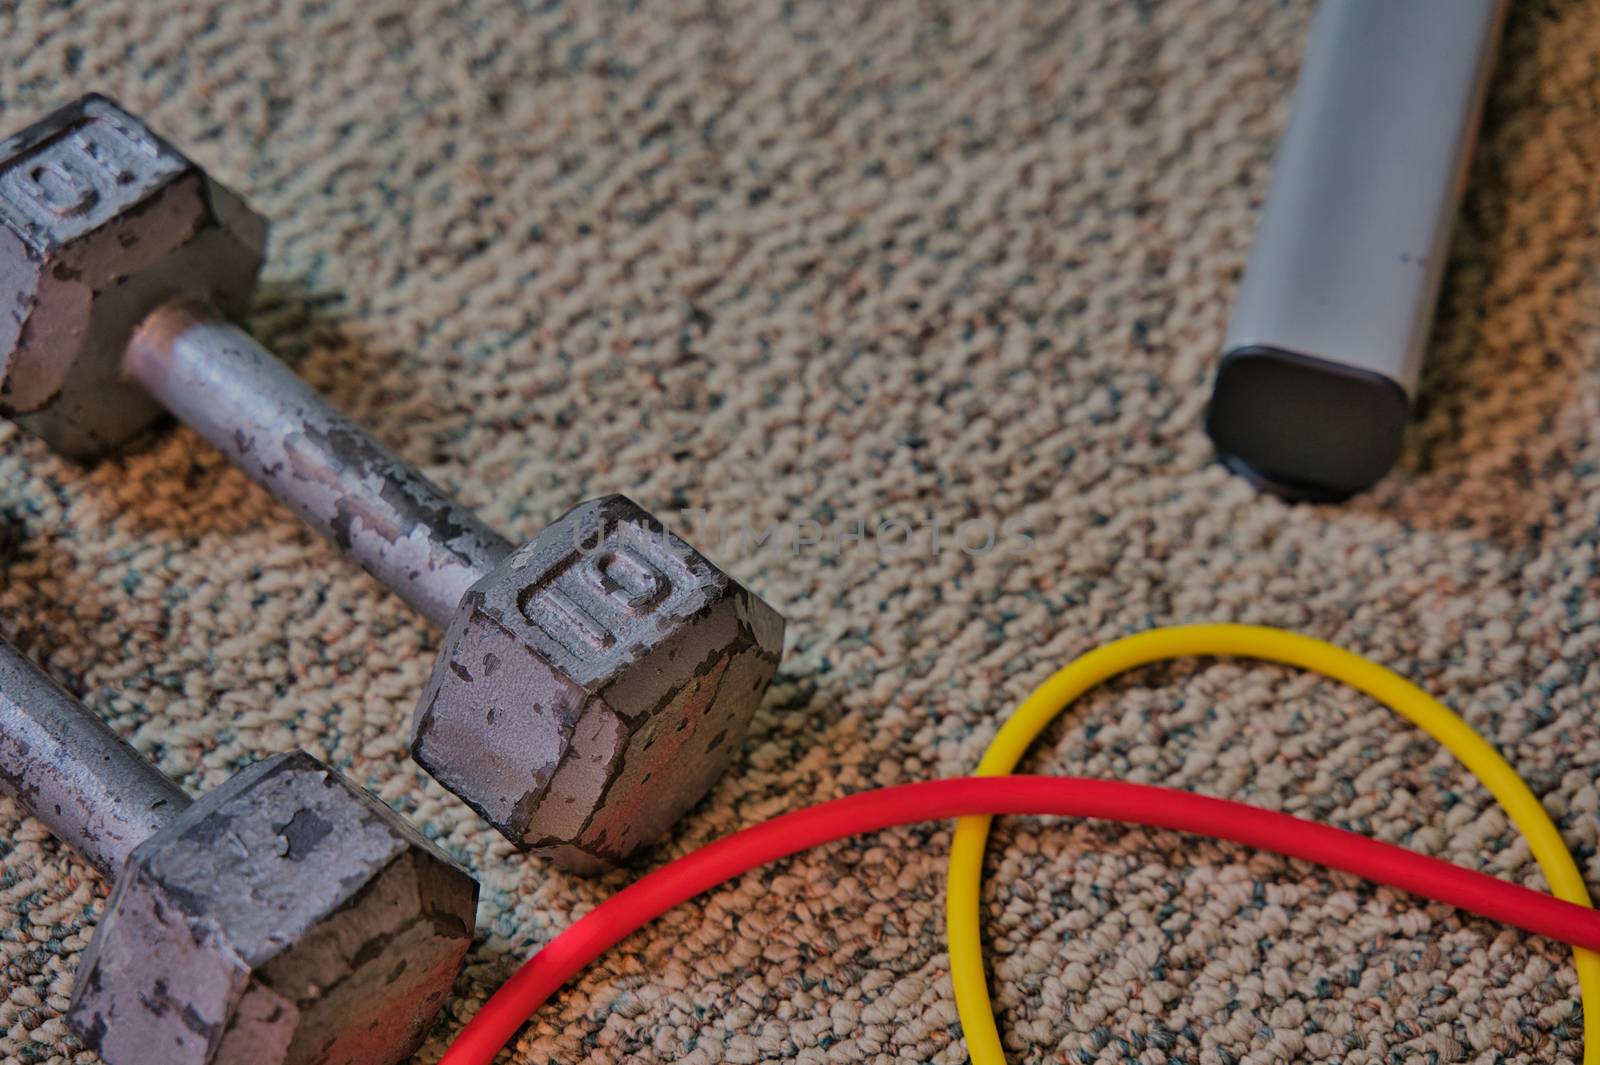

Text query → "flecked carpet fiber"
[3,0,1600,1062]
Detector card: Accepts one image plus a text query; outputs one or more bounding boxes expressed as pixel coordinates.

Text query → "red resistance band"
[443,776,1600,1064]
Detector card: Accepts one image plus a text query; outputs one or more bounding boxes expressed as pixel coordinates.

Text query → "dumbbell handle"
[0,638,189,879]
[125,302,515,629]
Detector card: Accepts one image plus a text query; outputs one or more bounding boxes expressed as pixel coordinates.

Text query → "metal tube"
[1207,0,1509,501]
[0,638,189,879]
[124,302,514,628]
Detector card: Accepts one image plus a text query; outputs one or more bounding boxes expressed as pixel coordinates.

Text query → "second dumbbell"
[0,635,477,1065]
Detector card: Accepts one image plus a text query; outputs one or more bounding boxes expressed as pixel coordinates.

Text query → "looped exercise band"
[946,623,1597,1065]
[441,776,1600,1064]
[442,624,1594,1064]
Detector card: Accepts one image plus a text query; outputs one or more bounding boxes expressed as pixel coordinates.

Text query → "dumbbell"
[0,95,786,871]
[0,635,477,1065]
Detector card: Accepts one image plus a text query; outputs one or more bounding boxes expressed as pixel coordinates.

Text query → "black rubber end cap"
[1205,346,1409,503]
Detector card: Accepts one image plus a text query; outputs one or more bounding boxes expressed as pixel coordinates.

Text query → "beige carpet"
[4,0,1600,1061]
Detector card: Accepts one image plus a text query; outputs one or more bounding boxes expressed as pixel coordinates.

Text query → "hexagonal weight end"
[412,494,785,869]
[67,752,477,1065]
[0,94,267,458]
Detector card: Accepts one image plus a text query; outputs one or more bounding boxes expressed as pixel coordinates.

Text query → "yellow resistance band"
[946,624,1597,1065]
